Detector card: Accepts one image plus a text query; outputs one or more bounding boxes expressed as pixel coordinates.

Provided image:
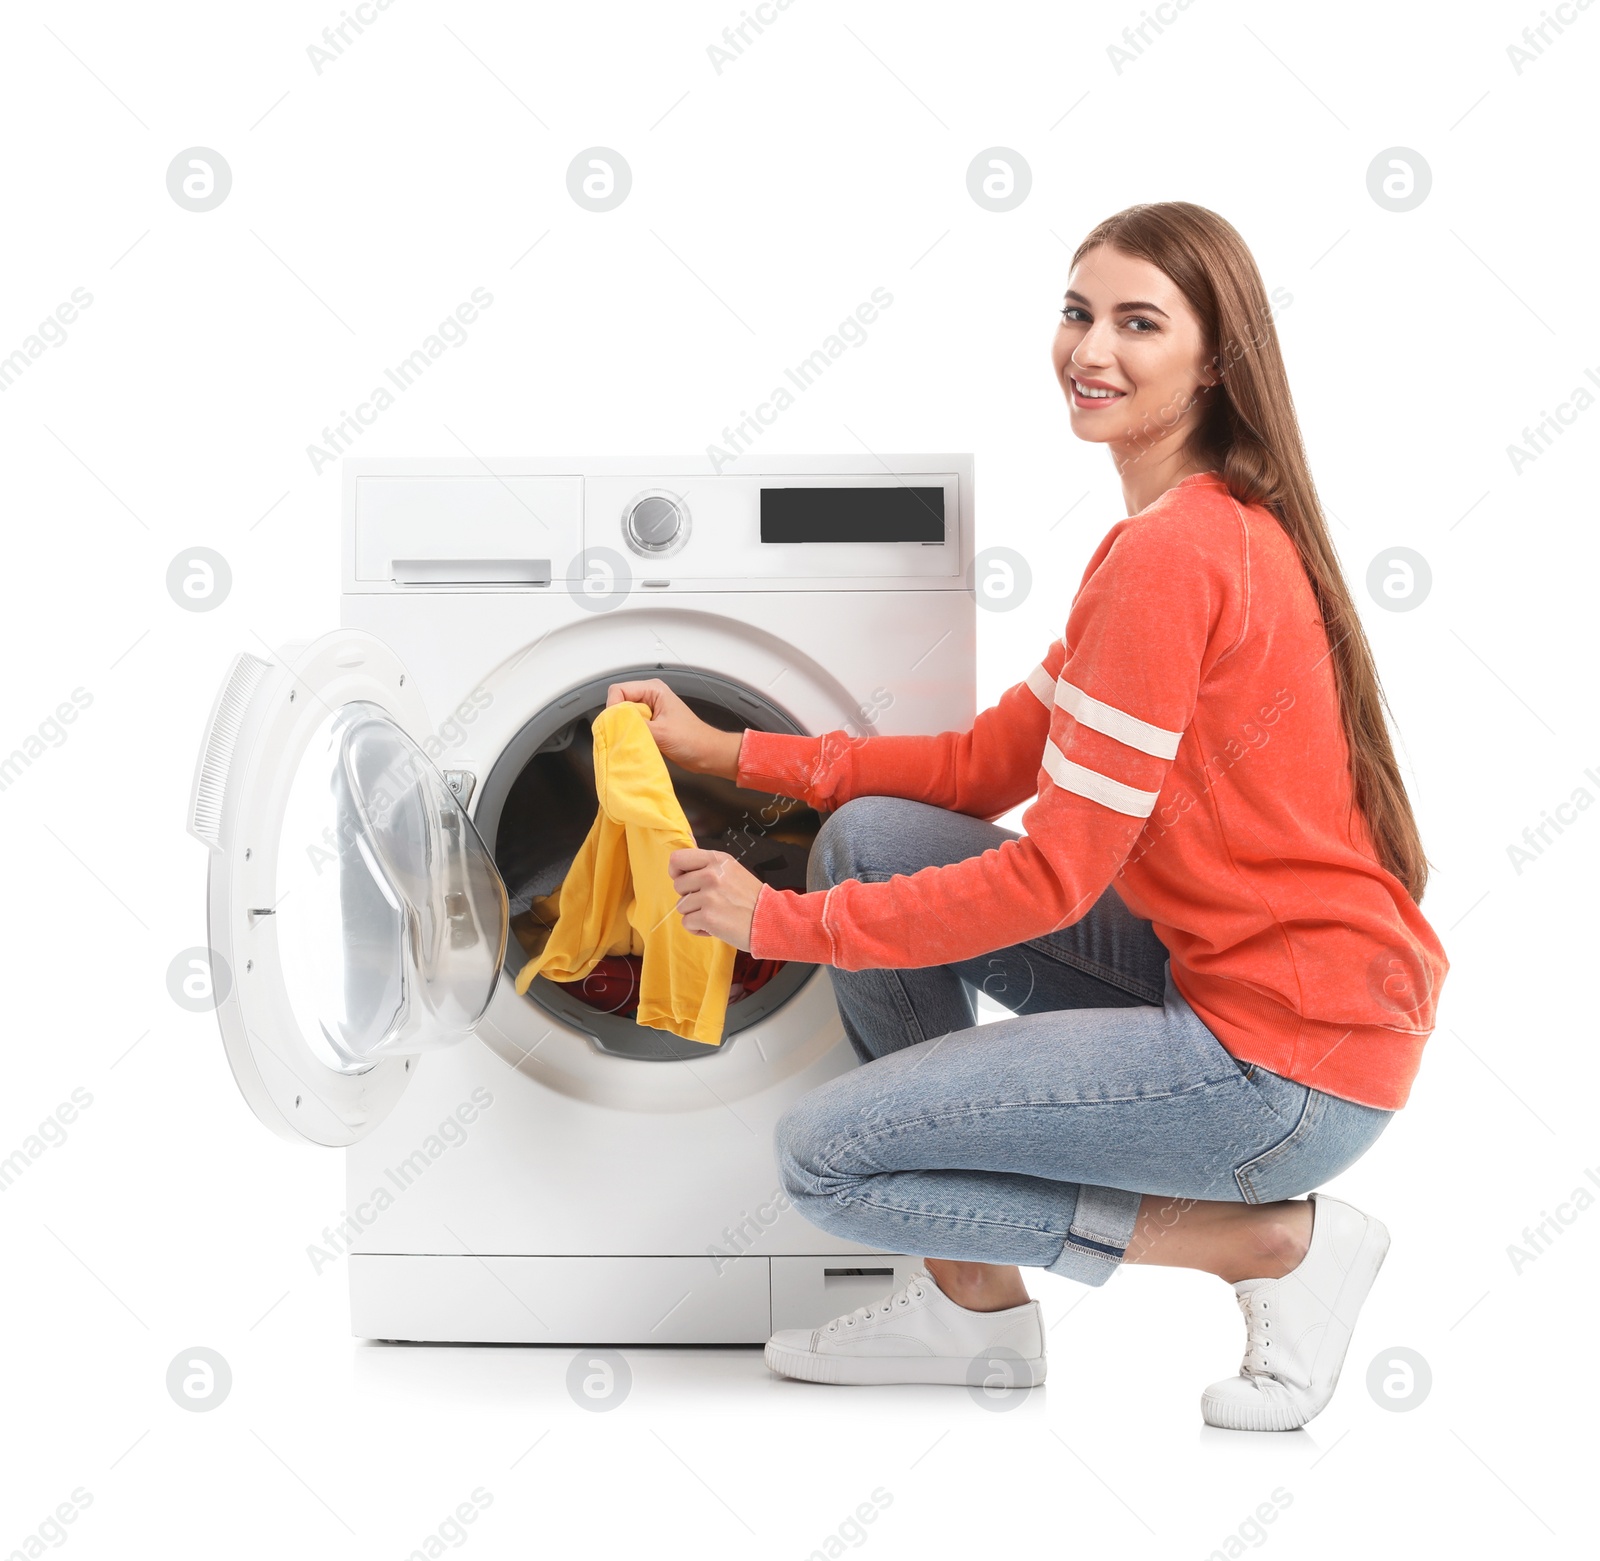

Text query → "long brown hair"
[1070,201,1431,901]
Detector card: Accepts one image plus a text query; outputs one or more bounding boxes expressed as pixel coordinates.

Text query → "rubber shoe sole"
[1201,1211,1391,1431]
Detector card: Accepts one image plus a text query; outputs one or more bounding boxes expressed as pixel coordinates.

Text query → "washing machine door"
[186,630,509,1147]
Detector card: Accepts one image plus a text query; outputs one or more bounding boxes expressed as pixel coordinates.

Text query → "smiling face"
[1051,244,1217,470]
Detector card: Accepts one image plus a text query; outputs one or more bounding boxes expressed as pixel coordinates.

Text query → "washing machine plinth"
[348,1253,922,1345]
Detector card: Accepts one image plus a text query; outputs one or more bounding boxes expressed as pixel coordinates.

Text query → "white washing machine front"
[336,607,877,1261]
[188,454,977,1341]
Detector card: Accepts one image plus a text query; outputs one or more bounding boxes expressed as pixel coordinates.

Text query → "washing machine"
[186,454,976,1344]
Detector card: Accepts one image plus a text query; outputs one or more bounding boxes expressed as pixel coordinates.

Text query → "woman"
[611,201,1448,1431]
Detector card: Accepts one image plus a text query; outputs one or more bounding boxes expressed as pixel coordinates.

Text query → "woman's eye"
[1060,305,1087,323]
[1126,316,1158,333]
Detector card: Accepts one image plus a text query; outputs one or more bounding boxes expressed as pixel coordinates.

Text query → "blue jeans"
[774,797,1395,1286]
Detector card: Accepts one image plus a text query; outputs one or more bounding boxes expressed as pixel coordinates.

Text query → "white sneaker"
[764,1269,1047,1387]
[1202,1192,1391,1431]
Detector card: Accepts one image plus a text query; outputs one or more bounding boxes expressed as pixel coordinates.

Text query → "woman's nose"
[1071,320,1117,368]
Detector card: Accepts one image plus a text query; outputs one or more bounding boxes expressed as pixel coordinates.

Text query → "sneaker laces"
[1235,1287,1275,1380]
[823,1272,929,1334]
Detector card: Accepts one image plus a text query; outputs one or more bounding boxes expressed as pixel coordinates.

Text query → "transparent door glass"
[276,701,508,1071]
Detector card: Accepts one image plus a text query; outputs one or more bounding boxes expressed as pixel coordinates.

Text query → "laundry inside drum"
[488,684,823,1045]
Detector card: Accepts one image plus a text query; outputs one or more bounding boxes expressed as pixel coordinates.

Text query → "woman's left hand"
[669,848,762,950]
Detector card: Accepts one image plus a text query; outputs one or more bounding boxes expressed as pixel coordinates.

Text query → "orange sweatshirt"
[736,472,1447,1111]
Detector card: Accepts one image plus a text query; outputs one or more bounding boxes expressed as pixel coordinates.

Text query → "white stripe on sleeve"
[1024,662,1057,708]
[1054,680,1183,759]
[1040,736,1160,817]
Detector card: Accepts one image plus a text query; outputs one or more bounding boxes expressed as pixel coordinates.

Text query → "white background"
[2,1,1596,1557]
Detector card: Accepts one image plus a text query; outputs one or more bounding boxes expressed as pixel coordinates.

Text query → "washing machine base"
[349,1253,923,1345]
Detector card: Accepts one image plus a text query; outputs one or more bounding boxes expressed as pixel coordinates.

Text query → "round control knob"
[622,491,690,557]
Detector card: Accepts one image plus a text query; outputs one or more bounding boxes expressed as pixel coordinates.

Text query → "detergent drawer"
[352,474,583,584]
[349,1253,773,1344]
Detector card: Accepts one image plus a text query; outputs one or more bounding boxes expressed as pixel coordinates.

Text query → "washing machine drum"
[472,667,824,1061]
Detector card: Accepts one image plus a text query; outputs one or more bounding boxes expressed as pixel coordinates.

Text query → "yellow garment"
[511,892,644,963]
[513,701,736,1046]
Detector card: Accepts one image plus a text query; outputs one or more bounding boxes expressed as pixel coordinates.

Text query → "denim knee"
[806,795,894,893]
[773,1112,807,1207]
[772,1087,850,1207]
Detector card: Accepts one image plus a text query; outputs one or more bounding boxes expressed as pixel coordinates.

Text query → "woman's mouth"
[1070,375,1128,409]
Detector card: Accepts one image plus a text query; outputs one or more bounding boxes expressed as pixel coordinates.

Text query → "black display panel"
[760,486,945,543]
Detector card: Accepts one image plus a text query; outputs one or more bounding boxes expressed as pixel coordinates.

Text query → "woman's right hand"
[605,678,743,780]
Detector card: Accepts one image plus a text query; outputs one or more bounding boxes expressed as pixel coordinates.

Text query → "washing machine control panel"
[344,459,970,591]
